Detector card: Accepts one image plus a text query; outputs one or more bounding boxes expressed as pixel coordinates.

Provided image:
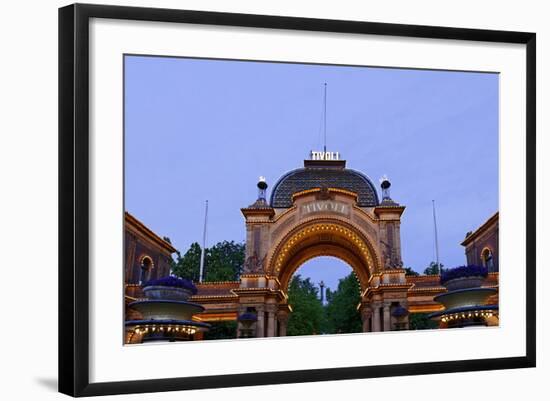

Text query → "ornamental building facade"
[124,154,499,340]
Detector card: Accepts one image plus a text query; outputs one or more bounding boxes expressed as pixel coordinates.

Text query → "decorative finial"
[379,175,391,200]
[257,176,268,201]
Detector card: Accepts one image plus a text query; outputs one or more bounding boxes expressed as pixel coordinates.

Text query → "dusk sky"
[124,55,498,292]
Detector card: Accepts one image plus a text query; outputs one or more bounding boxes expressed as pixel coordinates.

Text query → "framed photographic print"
[58,3,536,397]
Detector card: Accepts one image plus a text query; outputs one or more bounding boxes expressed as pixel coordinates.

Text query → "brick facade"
[461,212,499,272]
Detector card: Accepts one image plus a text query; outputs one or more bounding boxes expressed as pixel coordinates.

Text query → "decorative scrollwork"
[244,252,266,274]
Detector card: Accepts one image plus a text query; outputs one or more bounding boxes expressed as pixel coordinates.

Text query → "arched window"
[481,248,495,272]
[139,256,153,284]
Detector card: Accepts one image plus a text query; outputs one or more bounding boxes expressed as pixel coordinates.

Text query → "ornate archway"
[233,157,412,337]
[268,219,379,292]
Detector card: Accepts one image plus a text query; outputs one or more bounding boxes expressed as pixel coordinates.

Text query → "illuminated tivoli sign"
[310,150,340,161]
[301,201,348,216]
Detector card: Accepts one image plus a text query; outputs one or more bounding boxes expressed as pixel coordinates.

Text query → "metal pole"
[323,83,327,153]
[199,200,208,282]
[432,200,440,274]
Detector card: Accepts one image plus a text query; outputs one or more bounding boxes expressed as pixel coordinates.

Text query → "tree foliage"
[409,313,439,330]
[203,320,237,340]
[204,241,245,281]
[171,241,244,282]
[403,266,419,276]
[423,261,444,275]
[171,242,202,282]
[286,275,325,336]
[324,273,362,334]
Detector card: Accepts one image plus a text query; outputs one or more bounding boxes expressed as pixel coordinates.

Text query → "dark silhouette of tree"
[171,241,244,282]
[204,241,244,281]
[403,266,420,276]
[409,312,439,330]
[423,261,444,275]
[171,242,202,282]
[286,275,324,336]
[203,321,237,340]
[324,273,362,334]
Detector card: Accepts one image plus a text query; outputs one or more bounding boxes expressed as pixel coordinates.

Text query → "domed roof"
[270,160,379,208]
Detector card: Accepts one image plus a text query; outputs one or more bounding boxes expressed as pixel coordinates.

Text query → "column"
[277,311,289,336]
[267,311,276,337]
[372,305,381,332]
[361,307,372,332]
[256,307,265,337]
[383,303,391,331]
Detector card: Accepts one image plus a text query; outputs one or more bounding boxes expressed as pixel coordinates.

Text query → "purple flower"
[440,265,488,284]
[143,276,198,294]
[238,312,258,322]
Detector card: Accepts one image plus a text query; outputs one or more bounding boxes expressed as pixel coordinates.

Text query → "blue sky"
[124,55,498,292]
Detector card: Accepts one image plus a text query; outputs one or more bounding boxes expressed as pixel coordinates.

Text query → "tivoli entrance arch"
[234,156,412,337]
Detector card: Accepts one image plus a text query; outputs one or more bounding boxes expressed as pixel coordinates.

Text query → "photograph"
[123,55,500,344]
[0,0,542,398]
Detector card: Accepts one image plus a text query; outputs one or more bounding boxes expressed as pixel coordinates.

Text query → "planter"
[442,276,485,291]
[128,299,205,320]
[143,285,194,301]
[433,287,497,310]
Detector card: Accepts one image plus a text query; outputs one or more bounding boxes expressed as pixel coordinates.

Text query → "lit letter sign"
[301,201,348,216]
[310,150,340,161]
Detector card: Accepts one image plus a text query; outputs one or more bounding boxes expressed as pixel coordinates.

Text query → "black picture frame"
[59,3,536,397]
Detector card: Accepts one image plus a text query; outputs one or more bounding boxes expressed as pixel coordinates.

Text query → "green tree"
[171,242,201,282]
[403,267,419,276]
[324,273,362,334]
[171,241,244,282]
[409,313,439,330]
[203,321,237,340]
[286,275,325,336]
[423,261,444,275]
[204,241,244,282]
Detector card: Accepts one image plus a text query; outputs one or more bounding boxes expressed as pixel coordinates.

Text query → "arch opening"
[286,256,362,336]
[139,255,153,284]
[269,220,379,293]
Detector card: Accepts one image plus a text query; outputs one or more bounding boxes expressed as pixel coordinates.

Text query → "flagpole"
[432,200,440,275]
[323,82,327,153]
[199,200,208,283]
